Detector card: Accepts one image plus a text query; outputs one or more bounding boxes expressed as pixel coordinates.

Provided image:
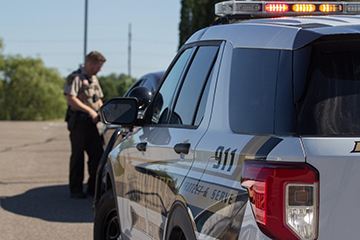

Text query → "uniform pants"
[69,119,103,194]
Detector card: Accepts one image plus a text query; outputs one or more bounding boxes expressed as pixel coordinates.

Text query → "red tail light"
[241,161,319,240]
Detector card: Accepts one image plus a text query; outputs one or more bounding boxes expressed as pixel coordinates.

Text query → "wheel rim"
[103,209,121,240]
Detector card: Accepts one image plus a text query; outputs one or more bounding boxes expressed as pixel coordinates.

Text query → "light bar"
[215,1,360,17]
[266,3,289,13]
[293,4,316,13]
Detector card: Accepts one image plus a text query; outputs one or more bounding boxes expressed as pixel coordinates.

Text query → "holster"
[65,107,78,131]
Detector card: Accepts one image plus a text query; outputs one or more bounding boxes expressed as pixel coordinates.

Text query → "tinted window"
[171,45,219,126]
[229,49,280,134]
[297,38,360,136]
[150,48,192,124]
[275,50,296,135]
[142,77,159,94]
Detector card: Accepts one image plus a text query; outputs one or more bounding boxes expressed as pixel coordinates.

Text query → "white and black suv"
[94,1,360,239]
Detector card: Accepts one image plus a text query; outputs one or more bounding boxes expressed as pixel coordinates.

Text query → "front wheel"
[94,189,121,240]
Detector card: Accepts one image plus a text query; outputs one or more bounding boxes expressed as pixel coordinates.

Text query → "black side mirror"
[100,97,138,125]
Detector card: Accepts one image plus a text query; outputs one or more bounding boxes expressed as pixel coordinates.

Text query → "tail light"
[241,161,319,240]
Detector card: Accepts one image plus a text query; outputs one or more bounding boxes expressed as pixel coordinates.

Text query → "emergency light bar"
[215,1,360,17]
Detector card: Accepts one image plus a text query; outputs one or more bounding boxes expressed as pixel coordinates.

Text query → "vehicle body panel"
[96,13,360,240]
[302,138,360,239]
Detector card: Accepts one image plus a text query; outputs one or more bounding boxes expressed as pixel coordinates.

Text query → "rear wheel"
[94,189,121,240]
[165,202,196,240]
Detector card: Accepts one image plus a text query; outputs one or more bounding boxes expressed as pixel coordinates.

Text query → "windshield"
[297,37,360,136]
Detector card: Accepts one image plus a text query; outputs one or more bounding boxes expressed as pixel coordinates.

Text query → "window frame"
[144,40,222,129]
[169,45,220,128]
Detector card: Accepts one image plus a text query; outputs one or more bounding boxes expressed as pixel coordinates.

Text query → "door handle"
[136,142,147,152]
[173,143,191,154]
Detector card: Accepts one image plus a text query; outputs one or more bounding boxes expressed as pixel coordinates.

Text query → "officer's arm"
[98,98,103,108]
[66,94,98,120]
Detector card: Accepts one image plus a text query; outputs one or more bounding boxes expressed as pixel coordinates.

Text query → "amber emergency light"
[215,0,360,17]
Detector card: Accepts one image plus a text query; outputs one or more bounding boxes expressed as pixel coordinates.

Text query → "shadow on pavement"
[0,184,94,223]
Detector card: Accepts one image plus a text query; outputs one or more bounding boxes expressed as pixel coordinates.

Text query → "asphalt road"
[0,121,98,240]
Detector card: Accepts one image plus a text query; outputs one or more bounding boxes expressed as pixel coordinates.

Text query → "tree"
[0,43,67,120]
[98,73,135,102]
[179,0,194,48]
[179,0,222,47]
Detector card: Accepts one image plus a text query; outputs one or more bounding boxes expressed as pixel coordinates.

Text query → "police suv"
[93,1,360,239]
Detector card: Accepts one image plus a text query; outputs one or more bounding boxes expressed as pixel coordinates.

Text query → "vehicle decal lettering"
[213,146,224,169]
[210,188,235,204]
[181,177,243,209]
[208,136,282,180]
[351,141,360,153]
[213,146,237,173]
[182,180,209,197]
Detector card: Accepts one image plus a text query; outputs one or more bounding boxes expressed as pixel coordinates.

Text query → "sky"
[0,0,181,79]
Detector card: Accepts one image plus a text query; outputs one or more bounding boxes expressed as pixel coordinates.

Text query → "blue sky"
[0,0,181,79]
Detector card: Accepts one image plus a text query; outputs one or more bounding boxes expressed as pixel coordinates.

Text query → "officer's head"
[85,51,106,76]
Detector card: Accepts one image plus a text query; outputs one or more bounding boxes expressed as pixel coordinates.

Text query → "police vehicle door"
[124,42,223,239]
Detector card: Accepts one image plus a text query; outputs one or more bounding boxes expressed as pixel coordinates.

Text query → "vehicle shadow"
[0,184,94,223]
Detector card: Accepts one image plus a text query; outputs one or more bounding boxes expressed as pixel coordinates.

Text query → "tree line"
[0,40,135,121]
[0,1,219,121]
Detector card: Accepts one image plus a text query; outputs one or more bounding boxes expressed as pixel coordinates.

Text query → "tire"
[94,189,122,240]
[165,203,196,240]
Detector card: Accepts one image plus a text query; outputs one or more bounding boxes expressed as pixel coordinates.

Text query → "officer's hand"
[89,110,99,124]
[93,115,100,124]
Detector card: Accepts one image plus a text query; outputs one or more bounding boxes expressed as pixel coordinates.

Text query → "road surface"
[0,121,98,240]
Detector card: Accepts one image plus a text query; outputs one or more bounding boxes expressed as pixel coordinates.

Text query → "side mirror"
[100,97,138,125]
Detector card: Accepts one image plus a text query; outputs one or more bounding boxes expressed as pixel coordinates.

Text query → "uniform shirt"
[64,67,104,112]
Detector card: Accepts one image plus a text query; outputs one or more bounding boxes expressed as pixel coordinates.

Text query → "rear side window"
[229,49,280,134]
[297,38,360,136]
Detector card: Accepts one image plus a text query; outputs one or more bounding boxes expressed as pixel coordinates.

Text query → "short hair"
[85,51,106,64]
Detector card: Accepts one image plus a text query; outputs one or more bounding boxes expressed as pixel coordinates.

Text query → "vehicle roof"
[186,14,360,50]
[123,71,165,97]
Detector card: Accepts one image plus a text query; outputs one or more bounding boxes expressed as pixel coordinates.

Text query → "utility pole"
[84,0,88,63]
[128,23,132,77]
